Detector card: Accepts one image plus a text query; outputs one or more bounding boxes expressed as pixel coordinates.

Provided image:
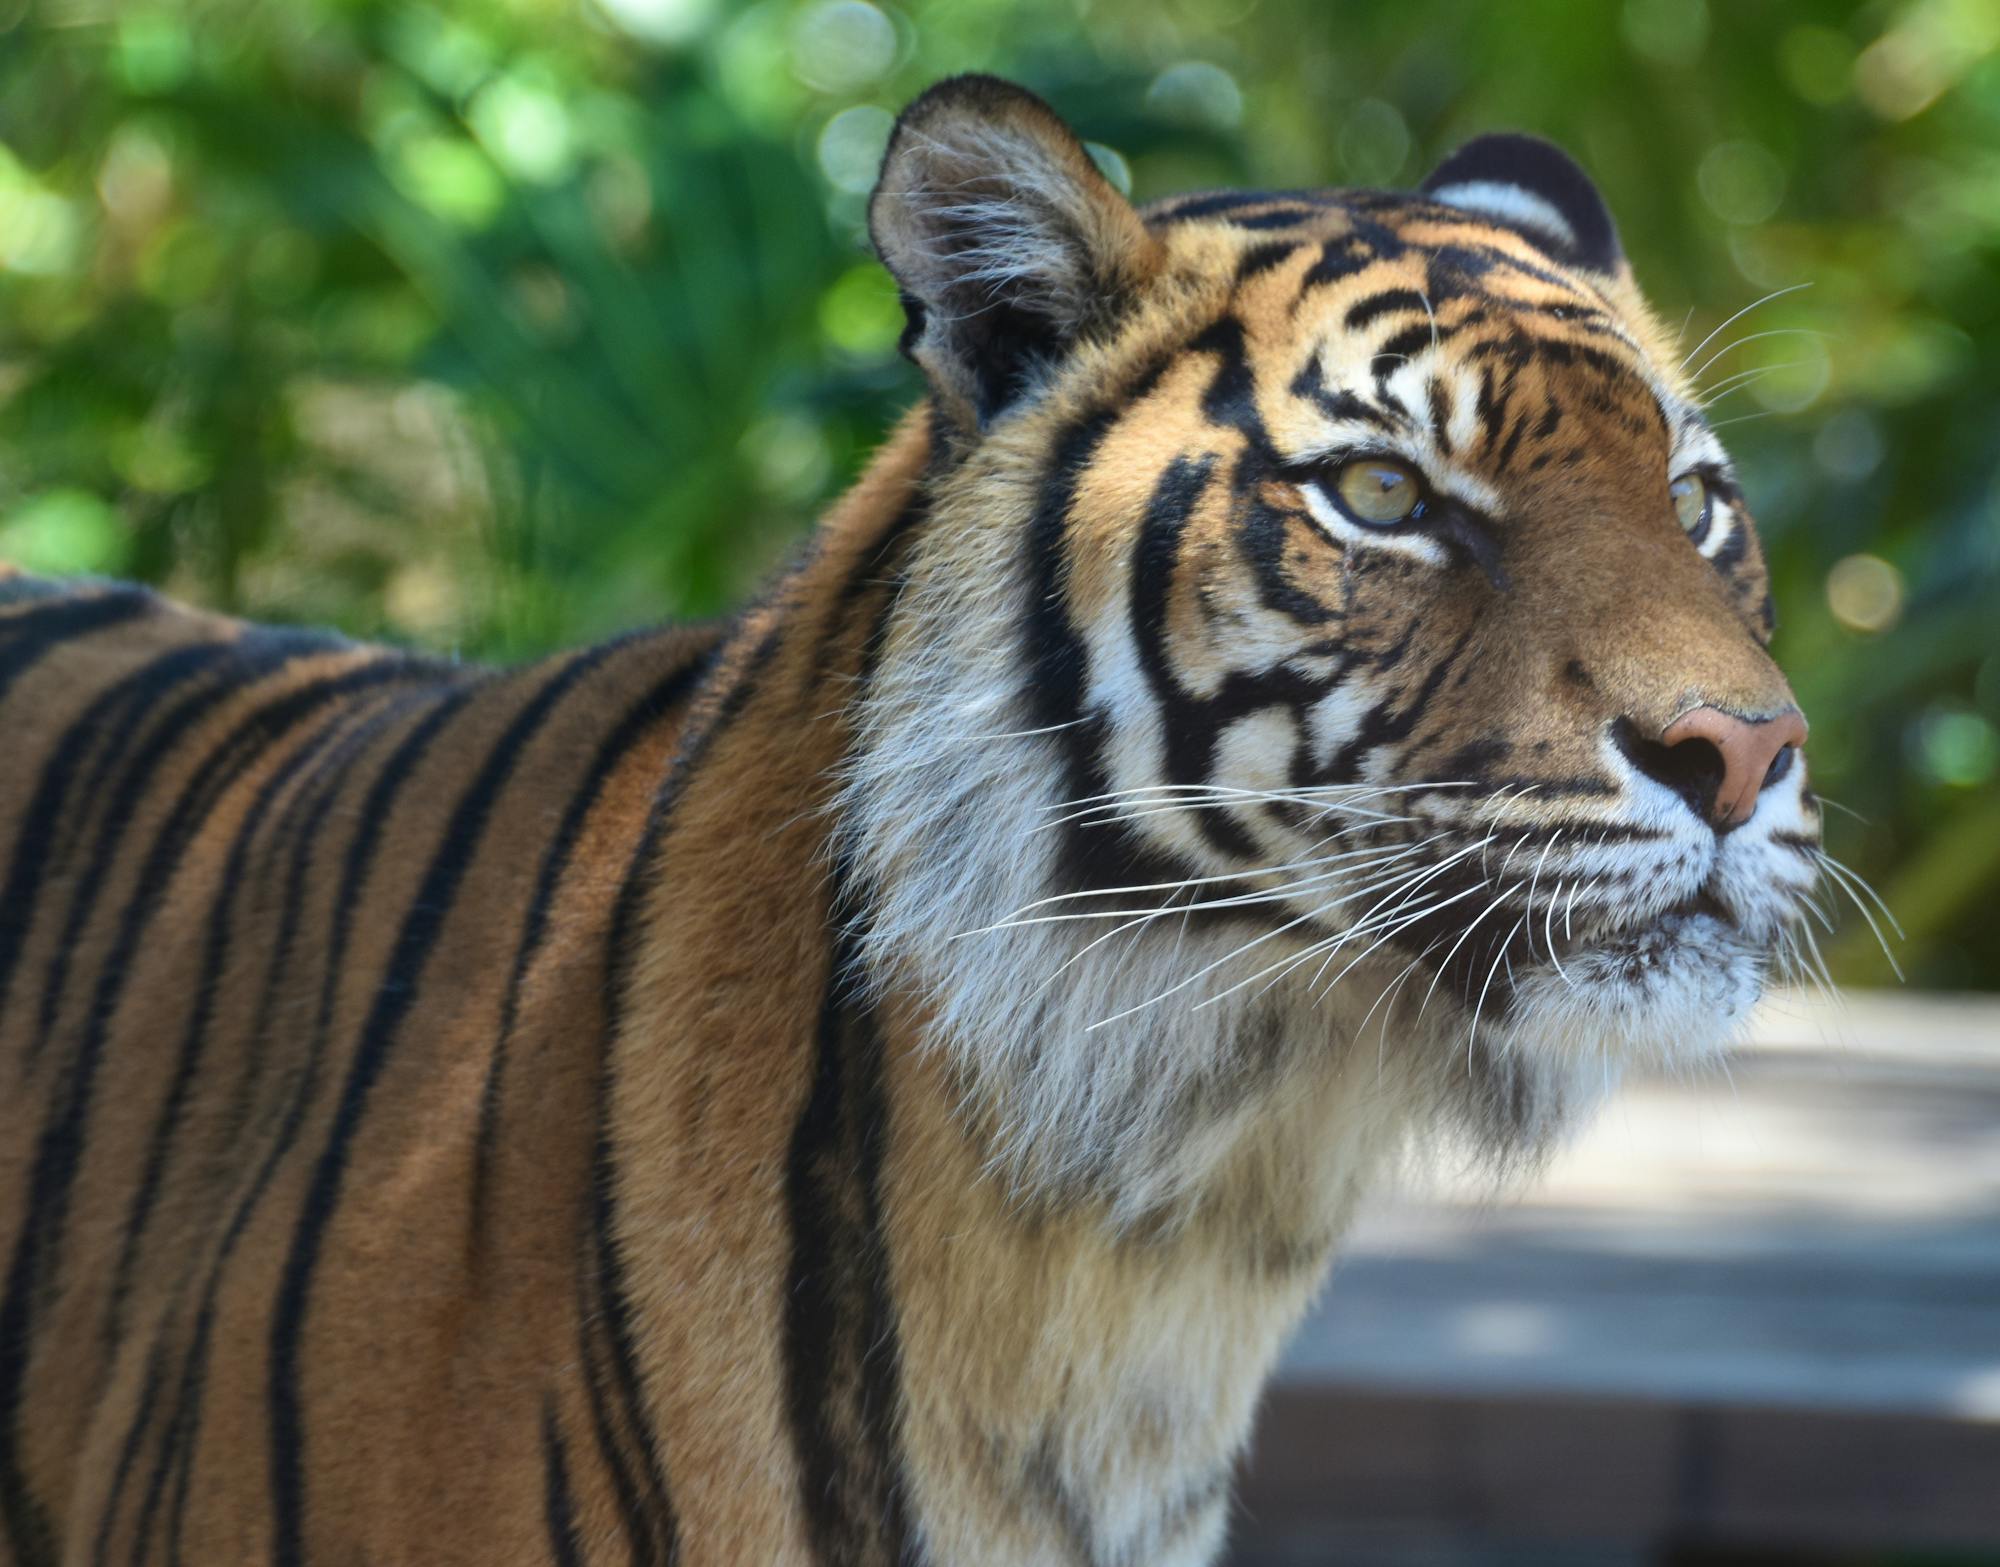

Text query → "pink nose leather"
[1661,706,1809,826]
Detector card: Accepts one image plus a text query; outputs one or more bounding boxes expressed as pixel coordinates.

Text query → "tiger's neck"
[599,409,1410,1562]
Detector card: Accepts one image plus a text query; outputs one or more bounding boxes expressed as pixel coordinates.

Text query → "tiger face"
[848,76,1821,1216]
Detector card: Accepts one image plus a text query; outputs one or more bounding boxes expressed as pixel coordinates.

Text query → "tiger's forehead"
[1145,186,1613,308]
[1141,187,1719,482]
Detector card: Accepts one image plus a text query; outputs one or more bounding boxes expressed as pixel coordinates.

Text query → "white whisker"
[1677,282,1812,373]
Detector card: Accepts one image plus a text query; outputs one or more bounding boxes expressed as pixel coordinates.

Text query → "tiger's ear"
[1420,133,1624,276]
[869,75,1163,430]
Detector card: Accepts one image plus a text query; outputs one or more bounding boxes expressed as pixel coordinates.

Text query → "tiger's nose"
[1619,706,1809,828]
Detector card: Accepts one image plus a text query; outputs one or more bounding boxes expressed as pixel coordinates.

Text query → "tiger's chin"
[1431,902,1772,1161]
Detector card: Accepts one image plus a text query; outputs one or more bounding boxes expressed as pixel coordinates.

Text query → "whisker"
[1811,848,1905,939]
[1677,282,1813,373]
[1811,850,1904,981]
[961,717,1093,741]
[1467,916,1526,1056]
[1685,325,1830,386]
[1544,878,1574,990]
[986,835,1439,921]
[1696,361,1813,409]
[1418,880,1525,1024]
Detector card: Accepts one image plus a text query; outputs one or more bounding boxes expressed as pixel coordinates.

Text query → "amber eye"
[1670,471,1710,534]
[1334,458,1423,526]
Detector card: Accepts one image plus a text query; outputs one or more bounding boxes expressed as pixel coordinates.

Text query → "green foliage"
[0,0,1995,986]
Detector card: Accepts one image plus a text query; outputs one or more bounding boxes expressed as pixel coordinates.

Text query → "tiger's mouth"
[1557,887,1738,972]
[1402,877,1761,1028]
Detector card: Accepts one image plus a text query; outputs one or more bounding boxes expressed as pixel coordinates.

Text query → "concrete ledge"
[1235,1386,2000,1563]
[1233,992,2000,1562]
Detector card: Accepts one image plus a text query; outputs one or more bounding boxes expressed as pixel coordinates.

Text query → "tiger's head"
[843,77,1822,1219]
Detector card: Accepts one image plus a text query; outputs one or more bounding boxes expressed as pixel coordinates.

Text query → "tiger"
[0,73,1822,1567]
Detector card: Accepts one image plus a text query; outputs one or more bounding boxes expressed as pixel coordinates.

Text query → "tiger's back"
[0,567,718,1561]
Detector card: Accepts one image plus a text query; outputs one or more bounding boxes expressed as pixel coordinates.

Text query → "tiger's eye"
[1670,472,1709,534]
[1335,459,1422,526]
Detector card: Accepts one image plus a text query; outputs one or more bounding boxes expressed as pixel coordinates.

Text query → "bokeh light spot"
[1780,24,1856,105]
[1339,99,1410,186]
[593,0,716,48]
[817,104,894,195]
[740,411,832,504]
[0,490,127,575]
[113,12,192,95]
[97,125,173,229]
[468,75,576,185]
[1621,0,1710,66]
[1812,409,1886,482]
[1085,141,1132,196]
[1698,139,1786,225]
[1146,61,1244,132]
[388,135,506,227]
[818,262,902,356]
[1826,553,1904,634]
[790,1,897,96]
[1915,708,2000,787]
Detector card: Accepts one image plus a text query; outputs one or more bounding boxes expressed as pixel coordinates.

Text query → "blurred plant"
[0,0,1994,986]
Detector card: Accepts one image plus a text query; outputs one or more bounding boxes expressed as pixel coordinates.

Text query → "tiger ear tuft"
[1420,132,1623,275]
[869,75,1162,430]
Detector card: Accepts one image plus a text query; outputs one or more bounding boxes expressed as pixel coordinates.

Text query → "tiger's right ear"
[869,75,1163,431]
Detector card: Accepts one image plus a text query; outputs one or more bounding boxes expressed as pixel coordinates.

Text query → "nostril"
[1612,717,1727,821]
[1764,743,1798,790]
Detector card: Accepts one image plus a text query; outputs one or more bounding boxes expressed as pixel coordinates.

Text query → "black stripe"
[85,1352,165,1567]
[267,648,609,1564]
[541,1404,586,1567]
[781,894,915,1566]
[1710,520,1750,573]
[1296,234,1375,295]
[1492,405,1531,473]
[1233,241,1300,283]
[1190,316,1277,458]
[1128,455,1263,859]
[569,630,797,1567]
[1426,378,1454,456]
[576,1168,673,1567]
[1320,625,1479,785]
[0,588,154,711]
[1230,205,1323,230]
[1344,288,1429,332]
[1374,321,1447,368]
[1287,354,1397,432]
[1154,189,1321,223]
[468,640,718,1260]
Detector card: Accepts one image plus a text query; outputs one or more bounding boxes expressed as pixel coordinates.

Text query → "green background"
[0,0,1994,988]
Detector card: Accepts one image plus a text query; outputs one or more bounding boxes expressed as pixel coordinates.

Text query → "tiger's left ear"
[870,75,1164,431]
[1420,132,1625,276]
